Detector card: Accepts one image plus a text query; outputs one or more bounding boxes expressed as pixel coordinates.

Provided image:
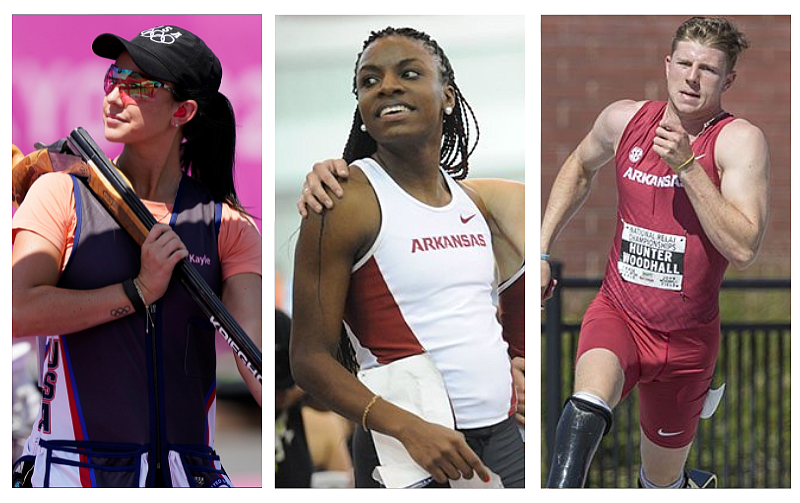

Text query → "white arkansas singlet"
[343,158,514,429]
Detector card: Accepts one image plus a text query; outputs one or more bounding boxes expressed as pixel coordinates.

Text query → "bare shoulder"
[338,164,379,214]
[596,100,643,134]
[603,99,642,117]
[716,118,769,172]
[458,179,490,218]
[299,163,380,259]
[582,100,644,156]
[309,163,372,209]
[459,176,525,202]
[461,178,524,221]
[718,117,768,149]
[459,177,524,277]
[462,178,524,197]
[458,178,524,239]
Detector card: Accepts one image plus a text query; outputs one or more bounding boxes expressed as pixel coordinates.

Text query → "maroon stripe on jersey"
[345,257,425,364]
[508,366,518,418]
[499,271,524,358]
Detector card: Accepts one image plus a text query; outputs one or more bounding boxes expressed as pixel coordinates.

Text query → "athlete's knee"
[546,394,613,488]
[574,348,625,407]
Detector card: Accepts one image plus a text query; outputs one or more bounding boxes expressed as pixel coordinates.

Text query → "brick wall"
[541,15,790,278]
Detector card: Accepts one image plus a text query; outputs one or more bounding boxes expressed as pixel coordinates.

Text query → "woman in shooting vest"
[11,25,261,487]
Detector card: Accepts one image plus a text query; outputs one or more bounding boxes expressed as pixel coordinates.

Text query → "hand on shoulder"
[299,164,380,263]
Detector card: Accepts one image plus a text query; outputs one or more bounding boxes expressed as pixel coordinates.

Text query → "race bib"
[617,222,686,291]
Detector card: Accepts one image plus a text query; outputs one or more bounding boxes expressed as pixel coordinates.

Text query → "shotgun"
[12,128,262,385]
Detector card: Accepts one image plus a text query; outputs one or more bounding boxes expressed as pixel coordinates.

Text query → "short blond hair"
[671,16,749,71]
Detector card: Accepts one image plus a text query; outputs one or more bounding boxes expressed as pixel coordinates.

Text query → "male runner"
[541,16,769,488]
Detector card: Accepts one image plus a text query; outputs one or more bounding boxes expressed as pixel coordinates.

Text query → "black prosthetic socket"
[546,395,613,488]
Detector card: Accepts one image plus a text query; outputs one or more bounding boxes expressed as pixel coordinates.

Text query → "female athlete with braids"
[290,27,525,488]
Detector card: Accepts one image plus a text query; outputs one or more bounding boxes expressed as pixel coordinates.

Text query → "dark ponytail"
[176,88,250,216]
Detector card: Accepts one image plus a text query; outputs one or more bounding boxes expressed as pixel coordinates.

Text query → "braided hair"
[342,26,479,180]
[334,27,481,373]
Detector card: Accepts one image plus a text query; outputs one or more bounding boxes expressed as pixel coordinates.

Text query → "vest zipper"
[148,303,162,472]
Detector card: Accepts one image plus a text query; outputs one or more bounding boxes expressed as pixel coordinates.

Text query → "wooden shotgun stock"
[12,144,147,243]
[11,129,262,385]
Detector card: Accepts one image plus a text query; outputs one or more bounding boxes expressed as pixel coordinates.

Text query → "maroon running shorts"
[576,292,720,448]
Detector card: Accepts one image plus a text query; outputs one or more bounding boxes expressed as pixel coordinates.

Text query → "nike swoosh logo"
[657,428,684,437]
[460,214,476,224]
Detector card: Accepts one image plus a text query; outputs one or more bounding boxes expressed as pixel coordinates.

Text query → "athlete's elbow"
[730,257,755,271]
[11,302,36,338]
[728,247,758,270]
[12,318,39,339]
[289,343,318,393]
[11,322,28,339]
[289,354,310,391]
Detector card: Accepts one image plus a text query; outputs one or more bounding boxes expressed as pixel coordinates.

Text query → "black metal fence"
[541,262,791,488]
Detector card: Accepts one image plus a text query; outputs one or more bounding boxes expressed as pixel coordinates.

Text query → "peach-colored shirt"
[12,173,261,280]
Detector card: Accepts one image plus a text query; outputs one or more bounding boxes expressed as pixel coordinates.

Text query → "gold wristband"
[673,154,696,173]
[362,394,381,432]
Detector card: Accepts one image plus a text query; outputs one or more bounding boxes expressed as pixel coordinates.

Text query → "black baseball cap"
[92,25,222,96]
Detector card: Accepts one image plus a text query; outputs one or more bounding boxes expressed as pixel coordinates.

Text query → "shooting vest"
[22,174,230,487]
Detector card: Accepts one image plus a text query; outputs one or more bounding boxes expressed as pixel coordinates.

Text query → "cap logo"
[140,26,183,45]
